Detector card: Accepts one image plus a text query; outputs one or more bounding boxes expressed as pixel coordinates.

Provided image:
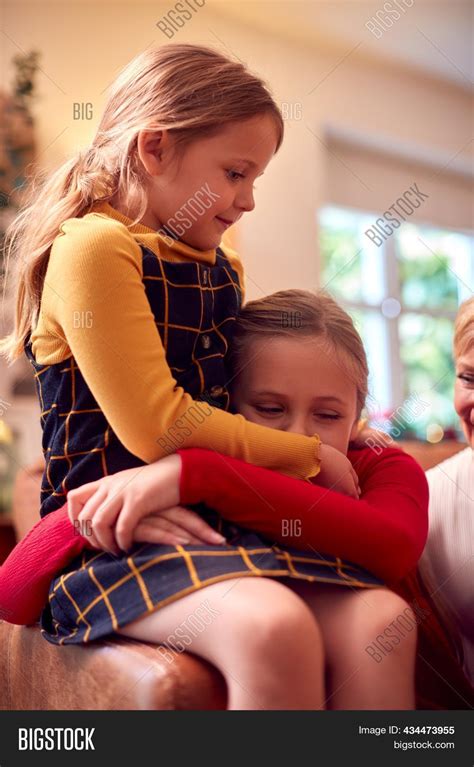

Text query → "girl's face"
[139,113,279,250]
[454,344,474,448]
[231,336,360,455]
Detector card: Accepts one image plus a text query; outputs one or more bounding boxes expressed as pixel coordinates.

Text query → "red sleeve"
[0,444,428,625]
[178,445,429,584]
[0,506,92,625]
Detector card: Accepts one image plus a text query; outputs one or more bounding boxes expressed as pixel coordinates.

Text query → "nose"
[284,415,313,437]
[235,185,255,213]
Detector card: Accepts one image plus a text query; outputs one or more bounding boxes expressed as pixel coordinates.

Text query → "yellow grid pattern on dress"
[42,541,385,645]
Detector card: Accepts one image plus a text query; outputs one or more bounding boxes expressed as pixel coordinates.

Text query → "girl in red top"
[0,289,429,710]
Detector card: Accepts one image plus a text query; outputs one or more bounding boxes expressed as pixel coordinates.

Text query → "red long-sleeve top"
[0,445,428,625]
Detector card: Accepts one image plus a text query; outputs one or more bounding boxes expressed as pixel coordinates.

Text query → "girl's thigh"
[116,575,323,669]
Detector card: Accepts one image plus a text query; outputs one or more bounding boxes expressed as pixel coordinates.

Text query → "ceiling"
[211,0,473,90]
[10,0,472,89]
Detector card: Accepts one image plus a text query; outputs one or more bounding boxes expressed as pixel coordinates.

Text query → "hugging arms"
[0,441,428,625]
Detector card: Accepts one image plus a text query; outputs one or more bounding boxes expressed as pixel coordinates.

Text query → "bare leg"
[281,579,417,710]
[117,576,326,710]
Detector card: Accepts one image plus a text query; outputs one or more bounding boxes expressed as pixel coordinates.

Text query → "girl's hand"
[67,454,183,554]
[133,506,227,547]
[316,444,361,499]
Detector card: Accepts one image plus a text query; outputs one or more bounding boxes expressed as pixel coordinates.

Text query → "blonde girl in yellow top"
[2,44,359,708]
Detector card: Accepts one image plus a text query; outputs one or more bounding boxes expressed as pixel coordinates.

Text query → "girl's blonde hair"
[454,296,474,358]
[1,43,284,362]
[228,289,369,418]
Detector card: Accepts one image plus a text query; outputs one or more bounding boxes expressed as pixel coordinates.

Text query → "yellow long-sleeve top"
[29,202,321,507]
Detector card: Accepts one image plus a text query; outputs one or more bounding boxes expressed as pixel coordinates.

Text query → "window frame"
[319,204,474,435]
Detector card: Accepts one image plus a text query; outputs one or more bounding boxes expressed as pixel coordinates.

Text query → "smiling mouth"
[215,216,234,228]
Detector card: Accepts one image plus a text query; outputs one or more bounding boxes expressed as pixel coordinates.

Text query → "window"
[319,205,474,440]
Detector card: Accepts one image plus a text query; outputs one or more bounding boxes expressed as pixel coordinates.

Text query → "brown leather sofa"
[0,459,227,710]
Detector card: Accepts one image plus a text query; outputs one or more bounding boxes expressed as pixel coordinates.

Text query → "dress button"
[210,385,224,396]
[201,334,211,349]
[202,269,209,286]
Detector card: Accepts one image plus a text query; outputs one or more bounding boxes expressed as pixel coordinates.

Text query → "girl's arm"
[177,445,429,584]
[40,214,320,481]
[0,445,427,624]
[0,507,92,625]
[0,498,221,625]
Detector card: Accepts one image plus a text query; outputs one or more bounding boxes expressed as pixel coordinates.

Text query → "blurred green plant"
[0,50,39,280]
[12,50,40,111]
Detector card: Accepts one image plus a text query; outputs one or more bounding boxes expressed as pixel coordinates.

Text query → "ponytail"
[0,144,122,362]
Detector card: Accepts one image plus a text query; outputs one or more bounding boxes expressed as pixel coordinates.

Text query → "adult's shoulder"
[426,446,472,485]
[426,446,473,504]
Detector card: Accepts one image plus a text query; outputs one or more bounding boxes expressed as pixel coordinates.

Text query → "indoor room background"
[0,0,472,498]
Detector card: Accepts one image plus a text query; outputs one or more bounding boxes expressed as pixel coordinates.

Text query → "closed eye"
[255,408,342,419]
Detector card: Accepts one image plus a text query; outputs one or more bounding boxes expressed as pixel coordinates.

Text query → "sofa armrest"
[0,622,226,710]
[11,458,45,541]
[5,460,227,710]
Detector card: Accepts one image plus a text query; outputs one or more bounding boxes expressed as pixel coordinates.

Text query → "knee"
[228,580,323,662]
[363,590,418,657]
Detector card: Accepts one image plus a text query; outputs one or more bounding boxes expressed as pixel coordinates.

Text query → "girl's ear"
[136,130,171,176]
